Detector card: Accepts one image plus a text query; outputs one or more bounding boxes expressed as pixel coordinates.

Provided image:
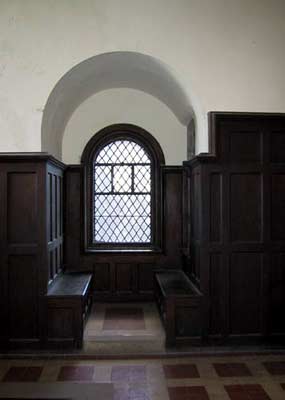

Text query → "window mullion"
[131,165,134,193]
[111,165,114,193]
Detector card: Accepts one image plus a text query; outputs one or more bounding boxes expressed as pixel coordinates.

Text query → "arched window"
[81,124,165,251]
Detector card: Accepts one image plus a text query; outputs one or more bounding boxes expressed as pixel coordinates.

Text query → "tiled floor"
[0,355,285,399]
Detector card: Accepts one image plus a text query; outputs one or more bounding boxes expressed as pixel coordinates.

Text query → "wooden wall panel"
[229,131,261,163]
[47,307,73,340]
[8,255,38,339]
[64,167,81,269]
[115,263,133,294]
[230,174,262,242]
[0,162,44,346]
[271,174,285,241]
[163,168,183,266]
[210,173,222,243]
[93,263,111,293]
[270,253,285,333]
[138,263,155,293]
[229,253,263,335]
[186,113,285,342]
[270,131,285,163]
[209,253,224,335]
[7,172,37,244]
[192,171,200,241]
[0,154,65,349]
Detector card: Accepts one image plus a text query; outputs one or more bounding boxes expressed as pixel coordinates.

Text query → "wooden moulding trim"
[184,111,285,169]
[0,152,66,170]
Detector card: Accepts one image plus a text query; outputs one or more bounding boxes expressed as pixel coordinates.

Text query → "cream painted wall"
[1,0,285,158]
[62,89,186,165]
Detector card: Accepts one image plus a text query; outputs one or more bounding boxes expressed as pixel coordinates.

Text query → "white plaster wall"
[1,0,285,156]
[62,89,186,165]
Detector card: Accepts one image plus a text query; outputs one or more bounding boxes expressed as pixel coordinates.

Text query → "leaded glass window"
[93,140,152,243]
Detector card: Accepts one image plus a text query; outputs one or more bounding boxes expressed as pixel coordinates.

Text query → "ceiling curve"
[41,51,195,159]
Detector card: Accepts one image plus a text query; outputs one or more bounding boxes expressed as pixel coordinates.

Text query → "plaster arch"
[41,51,199,160]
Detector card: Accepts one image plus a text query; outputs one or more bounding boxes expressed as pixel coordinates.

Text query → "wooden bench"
[46,272,93,348]
[154,270,203,346]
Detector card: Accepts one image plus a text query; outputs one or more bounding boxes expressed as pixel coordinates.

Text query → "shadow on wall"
[41,51,199,161]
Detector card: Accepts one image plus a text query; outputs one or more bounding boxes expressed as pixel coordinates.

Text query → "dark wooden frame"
[81,124,165,252]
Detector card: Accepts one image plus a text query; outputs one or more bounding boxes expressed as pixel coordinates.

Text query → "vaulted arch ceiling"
[41,51,196,159]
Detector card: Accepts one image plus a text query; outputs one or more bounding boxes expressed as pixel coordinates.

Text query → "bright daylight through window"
[93,140,152,243]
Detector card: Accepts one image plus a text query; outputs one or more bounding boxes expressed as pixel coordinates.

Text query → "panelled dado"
[184,113,285,342]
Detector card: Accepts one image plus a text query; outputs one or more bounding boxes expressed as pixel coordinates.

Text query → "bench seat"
[46,272,93,348]
[154,270,203,346]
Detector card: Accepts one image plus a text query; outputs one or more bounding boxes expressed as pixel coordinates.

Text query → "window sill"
[84,246,163,254]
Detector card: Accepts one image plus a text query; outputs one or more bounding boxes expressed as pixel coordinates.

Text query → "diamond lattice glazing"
[93,140,152,243]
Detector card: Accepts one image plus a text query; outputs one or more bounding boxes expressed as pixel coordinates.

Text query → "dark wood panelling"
[163,167,183,266]
[0,153,65,349]
[185,113,285,342]
[209,253,224,335]
[271,174,285,241]
[210,174,222,243]
[175,306,202,338]
[192,171,201,241]
[270,253,285,333]
[138,263,155,293]
[7,172,37,244]
[115,263,133,293]
[229,253,262,335]
[8,255,38,339]
[64,167,81,269]
[47,307,74,340]
[230,173,262,242]
[270,131,285,163]
[93,263,111,293]
[229,131,261,163]
[0,160,45,347]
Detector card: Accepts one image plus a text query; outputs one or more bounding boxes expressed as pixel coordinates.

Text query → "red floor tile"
[103,307,146,330]
[263,361,285,375]
[163,364,200,379]
[111,365,147,383]
[57,366,94,381]
[168,386,209,400]
[225,384,271,400]
[213,363,252,377]
[3,366,43,382]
